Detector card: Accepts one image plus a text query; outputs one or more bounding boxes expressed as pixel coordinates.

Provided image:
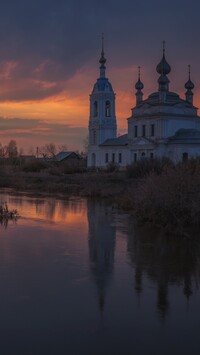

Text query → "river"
[0,190,200,355]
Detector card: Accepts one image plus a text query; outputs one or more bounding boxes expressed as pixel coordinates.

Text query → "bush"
[61,159,87,174]
[131,160,200,236]
[106,162,120,173]
[126,157,173,179]
[22,159,47,172]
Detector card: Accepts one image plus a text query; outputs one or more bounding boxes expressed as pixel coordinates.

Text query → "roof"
[100,134,128,146]
[92,77,114,94]
[168,129,200,144]
[55,151,80,162]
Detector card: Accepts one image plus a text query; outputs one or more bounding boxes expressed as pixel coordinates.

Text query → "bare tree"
[38,142,68,159]
[57,144,68,152]
[6,140,18,158]
[0,143,7,158]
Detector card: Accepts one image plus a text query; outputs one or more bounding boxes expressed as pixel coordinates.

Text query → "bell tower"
[87,36,117,168]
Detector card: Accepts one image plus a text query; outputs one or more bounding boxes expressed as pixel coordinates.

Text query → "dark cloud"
[0,0,199,101]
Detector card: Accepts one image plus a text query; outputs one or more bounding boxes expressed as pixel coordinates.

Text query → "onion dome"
[185,65,194,90]
[185,79,194,90]
[135,66,144,105]
[156,41,171,75]
[135,66,144,90]
[185,65,194,104]
[135,78,144,90]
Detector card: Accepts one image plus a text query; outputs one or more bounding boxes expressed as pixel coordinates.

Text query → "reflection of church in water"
[87,200,116,314]
[127,223,199,319]
[87,202,200,319]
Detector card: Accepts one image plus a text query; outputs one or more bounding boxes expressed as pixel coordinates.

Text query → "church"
[87,41,200,168]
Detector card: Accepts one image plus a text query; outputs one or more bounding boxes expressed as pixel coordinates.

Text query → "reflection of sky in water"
[0,190,200,355]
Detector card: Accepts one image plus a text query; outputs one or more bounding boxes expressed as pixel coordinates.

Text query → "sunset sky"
[0,0,200,153]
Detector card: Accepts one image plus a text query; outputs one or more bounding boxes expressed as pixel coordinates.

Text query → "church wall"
[159,118,200,139]
[88,146,128,168]
[128,116,200,141]
[96,146,130,168]
[166,144,200,162]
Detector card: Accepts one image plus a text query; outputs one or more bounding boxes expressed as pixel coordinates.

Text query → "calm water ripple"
[0,190,200,355]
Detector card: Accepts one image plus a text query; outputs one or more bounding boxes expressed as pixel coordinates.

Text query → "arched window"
[105,101,111,117]
[141,152,146,160]
[182,152,188,162]
[94,101,98,117]
[93,130,97,145]
[92,153,96,167]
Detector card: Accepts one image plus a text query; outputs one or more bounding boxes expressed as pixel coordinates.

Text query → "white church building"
[87,42,200,168]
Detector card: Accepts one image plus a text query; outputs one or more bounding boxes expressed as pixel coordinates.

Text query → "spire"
[185,65,194,90]
[185,64,194,104]
[135,66,144,105]
[157,41,171,101]
[156,41,171,75]
[99,33,106,78]
[162,40,166,62]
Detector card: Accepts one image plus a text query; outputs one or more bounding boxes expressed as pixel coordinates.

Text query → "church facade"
[87,43,200,168]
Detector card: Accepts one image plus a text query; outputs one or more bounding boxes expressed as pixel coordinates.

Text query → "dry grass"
[126,159,200,236]
[2,157,200,236]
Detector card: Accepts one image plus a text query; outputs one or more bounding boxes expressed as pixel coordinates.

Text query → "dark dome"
[135,79,144,90]
[156,54,171,75]
[185,79,194,90]
[146,91,180,105]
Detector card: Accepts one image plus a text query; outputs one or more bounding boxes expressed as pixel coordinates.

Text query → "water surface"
[0,190,200,355]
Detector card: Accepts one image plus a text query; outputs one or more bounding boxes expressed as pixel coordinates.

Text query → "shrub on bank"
[106,162,120,173]
[131,159,200,236]
[22,159,47,172]
[61,159,87,174]
[126,157,173,179]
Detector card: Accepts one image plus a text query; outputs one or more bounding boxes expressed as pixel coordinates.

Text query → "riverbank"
[1,157,200,237]
[0,166,128,197]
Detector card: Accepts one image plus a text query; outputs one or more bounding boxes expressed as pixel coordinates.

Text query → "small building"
[55,151,81,163]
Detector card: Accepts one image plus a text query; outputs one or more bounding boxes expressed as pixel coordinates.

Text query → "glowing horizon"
[0,50,199,153]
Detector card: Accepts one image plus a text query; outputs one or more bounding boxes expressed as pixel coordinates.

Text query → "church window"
[150,152,154,159]
[105,153,109,163]
[94,101,98,117]
[151,124,155,137]
[112,153,115,162]
[142,125,146,137]
[118,153,122,163]
[91,153,96,167]
[105,101,111,117]
[134,126,138,137]
[93,130,97,145]
[141,152,146,159]
[134,153,137,162]
[182,152,188,162]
